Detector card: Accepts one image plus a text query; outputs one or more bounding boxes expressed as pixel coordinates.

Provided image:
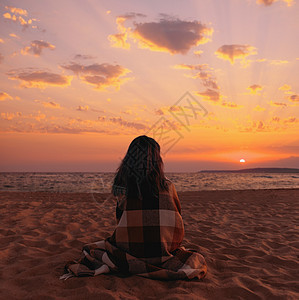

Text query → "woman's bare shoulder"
[164,177,177,190]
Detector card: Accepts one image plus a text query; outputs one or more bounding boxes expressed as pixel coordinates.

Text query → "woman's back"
[109,181,184,261]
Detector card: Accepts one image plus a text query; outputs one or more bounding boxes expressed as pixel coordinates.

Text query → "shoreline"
[1,187,299,193]
[1,189,298,299]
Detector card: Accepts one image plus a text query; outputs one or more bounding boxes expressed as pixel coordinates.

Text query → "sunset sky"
[0,0,298,172]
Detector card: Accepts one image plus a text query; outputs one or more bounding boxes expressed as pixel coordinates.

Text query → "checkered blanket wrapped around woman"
[60,182,207,280]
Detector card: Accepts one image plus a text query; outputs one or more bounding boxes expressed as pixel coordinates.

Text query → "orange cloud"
[239,120,273,133]
[3,6,39,29]
[247,84,263,95]
[21,40,55,56]
[109,14,213,54]
[254,105,266,111]
[8,69,73,88]
[0,92,13,101]
[1,112,18,120]
[279,84,291,91]
[0,38,4,43]
[4,123,85,134]
[108,16,131,50]
[61,62,131,90]
[256,0,294,6]
[283,117,298,123]
[34,100,61,109]
[221,101,243,109]
[253,58,291,66]
[0,53,3,63]
[215,44,257,64]
[0,112,116,134]
[109,32,131,49]
[270,60,289,65]
[193,50,203,57]
[108,13,147,49]
[34,112,46,121]
[5,6,28,16]
[9,33,19,39]
[3,14,33,28]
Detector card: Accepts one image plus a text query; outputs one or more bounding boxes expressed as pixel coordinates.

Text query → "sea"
[0,172,299,193]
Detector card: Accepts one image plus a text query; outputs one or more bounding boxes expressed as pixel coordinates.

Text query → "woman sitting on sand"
[60,135,207,280]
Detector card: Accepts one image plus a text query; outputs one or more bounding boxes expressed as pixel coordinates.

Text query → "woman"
[60,135,207,280]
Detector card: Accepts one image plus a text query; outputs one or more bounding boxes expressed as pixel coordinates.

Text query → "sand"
[0,189,298,300]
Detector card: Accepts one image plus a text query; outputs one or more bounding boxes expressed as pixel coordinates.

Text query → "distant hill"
[199,168,299,173]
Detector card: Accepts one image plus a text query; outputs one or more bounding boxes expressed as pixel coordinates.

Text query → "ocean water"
[0,172,298,193]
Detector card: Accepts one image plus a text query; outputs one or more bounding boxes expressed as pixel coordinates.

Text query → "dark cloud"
[109,15,213,54]
[215,44,257,64]
[288,94,299,102]
[249,84,262,91]
[21,40,55,56]
[197,89,220,102]
[257,0,276,5]
[133,18,213,54]
[77,105,89,111]
[110,117,147,130]
[221,101,240,108]
[155,109,164,115]
[272,117,280,122]
[73,54,96,60]
[7,69,72,88]
[153,105,181,116]
[174,64,219,89]
[61,62,131,90]
[99,116,147,130]
[269,101,288,107]
[247,84,263,95]
[175,64,240,108]
[119,12,147,19]
[197,89,242,109]
[91,108,105,113]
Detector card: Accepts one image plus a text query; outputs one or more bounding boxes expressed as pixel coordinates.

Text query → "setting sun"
[240,159,246,163]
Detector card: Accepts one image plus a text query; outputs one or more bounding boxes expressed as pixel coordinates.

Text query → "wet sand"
[0,189,298,299]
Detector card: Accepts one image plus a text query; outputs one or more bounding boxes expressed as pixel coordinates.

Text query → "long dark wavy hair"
[112,135,169,202]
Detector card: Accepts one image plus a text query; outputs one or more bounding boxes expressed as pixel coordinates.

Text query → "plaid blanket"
[60,182,207,280]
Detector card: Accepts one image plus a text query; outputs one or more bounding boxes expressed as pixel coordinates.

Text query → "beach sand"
[0,189,298,299]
